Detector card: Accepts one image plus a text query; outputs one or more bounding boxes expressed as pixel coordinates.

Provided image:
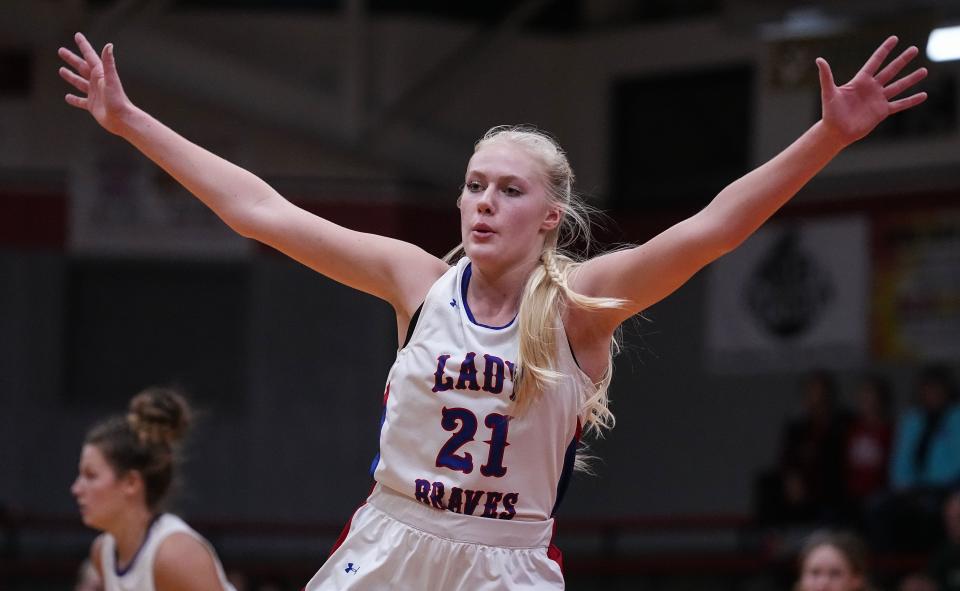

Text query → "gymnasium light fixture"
[927,25,960,62]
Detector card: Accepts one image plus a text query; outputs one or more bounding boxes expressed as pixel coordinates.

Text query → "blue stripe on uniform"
[461,263,516,329]
[551,419,582,517]
[368,384,391,477]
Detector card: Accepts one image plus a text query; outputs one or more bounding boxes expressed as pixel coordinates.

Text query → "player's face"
[459,140,561,273]
[799,545,863,591]
[71,444,127,530]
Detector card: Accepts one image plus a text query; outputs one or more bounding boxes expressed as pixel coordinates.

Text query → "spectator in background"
[869,366,960,551]
[758,371,851,525]
[929,488,960,591]
[794,530,873,591]
[844,375,894,523]
[890,366,960,492]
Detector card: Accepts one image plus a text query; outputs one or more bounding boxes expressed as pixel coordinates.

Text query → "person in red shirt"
[844,375,894,522]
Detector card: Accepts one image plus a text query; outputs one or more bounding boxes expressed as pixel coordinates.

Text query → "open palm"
[818,36,928,145]
[58,32,131,136]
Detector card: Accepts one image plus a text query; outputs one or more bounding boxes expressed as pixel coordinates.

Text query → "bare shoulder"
[154,532,225,591]
[407,256,452,308]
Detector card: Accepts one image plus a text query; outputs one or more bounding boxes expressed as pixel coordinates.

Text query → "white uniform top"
[372,257,590,523]
[99,513,235,591]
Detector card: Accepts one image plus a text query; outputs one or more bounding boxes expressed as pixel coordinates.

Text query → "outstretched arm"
[571,36,927,334]
[58,33,448,317]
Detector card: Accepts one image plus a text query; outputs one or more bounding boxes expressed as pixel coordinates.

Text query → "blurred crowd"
[758,365,960,591]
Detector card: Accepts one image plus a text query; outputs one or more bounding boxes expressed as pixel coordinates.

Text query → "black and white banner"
[706,216,869,374]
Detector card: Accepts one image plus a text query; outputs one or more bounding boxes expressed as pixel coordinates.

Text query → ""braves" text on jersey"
[414,478,518,520]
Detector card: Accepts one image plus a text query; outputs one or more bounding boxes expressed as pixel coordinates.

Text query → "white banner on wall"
[68,133,251,259]
[706,216,869,374]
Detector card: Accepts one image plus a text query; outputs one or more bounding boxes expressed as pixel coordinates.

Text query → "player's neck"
[111,506,155,568]
[466,258,537,324]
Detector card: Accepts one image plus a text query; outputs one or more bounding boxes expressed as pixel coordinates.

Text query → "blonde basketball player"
[60,32,926,589]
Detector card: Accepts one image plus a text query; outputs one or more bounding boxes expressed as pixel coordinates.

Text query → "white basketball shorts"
[304,484,565,590]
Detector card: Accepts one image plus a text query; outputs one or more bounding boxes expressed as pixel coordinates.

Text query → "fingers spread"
[58,66,90,94]
[889,92,928,114]
[74,32,101,68]
[875,45,919,86]
[58,47,91,77]
[859,35,898,77]
[64,94,89,110]
[884,67,928,99]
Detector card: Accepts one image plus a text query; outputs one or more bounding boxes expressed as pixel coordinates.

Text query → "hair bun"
[127,387,192,447]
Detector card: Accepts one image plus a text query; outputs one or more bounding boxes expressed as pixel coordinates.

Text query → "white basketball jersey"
[372,257,590,522]
[99,513,235,591]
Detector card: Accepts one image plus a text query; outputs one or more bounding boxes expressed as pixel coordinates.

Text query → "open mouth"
[472,224,495,237]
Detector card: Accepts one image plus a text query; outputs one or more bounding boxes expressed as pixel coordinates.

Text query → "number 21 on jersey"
[435,407,510,477]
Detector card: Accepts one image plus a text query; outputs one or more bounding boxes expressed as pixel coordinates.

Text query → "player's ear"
[119,469,144,499]
[541,205,561,232]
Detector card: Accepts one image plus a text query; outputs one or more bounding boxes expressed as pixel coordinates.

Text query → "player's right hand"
[58,32,133,136]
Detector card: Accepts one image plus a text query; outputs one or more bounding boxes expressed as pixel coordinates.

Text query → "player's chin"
[463,240,489,256]
[78,509,101,529]
[463,243,502,265]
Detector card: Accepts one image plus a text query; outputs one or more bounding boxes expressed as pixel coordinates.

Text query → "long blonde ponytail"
[513,249,622,437]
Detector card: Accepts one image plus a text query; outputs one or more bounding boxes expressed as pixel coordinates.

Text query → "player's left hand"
[817,35,928,146]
